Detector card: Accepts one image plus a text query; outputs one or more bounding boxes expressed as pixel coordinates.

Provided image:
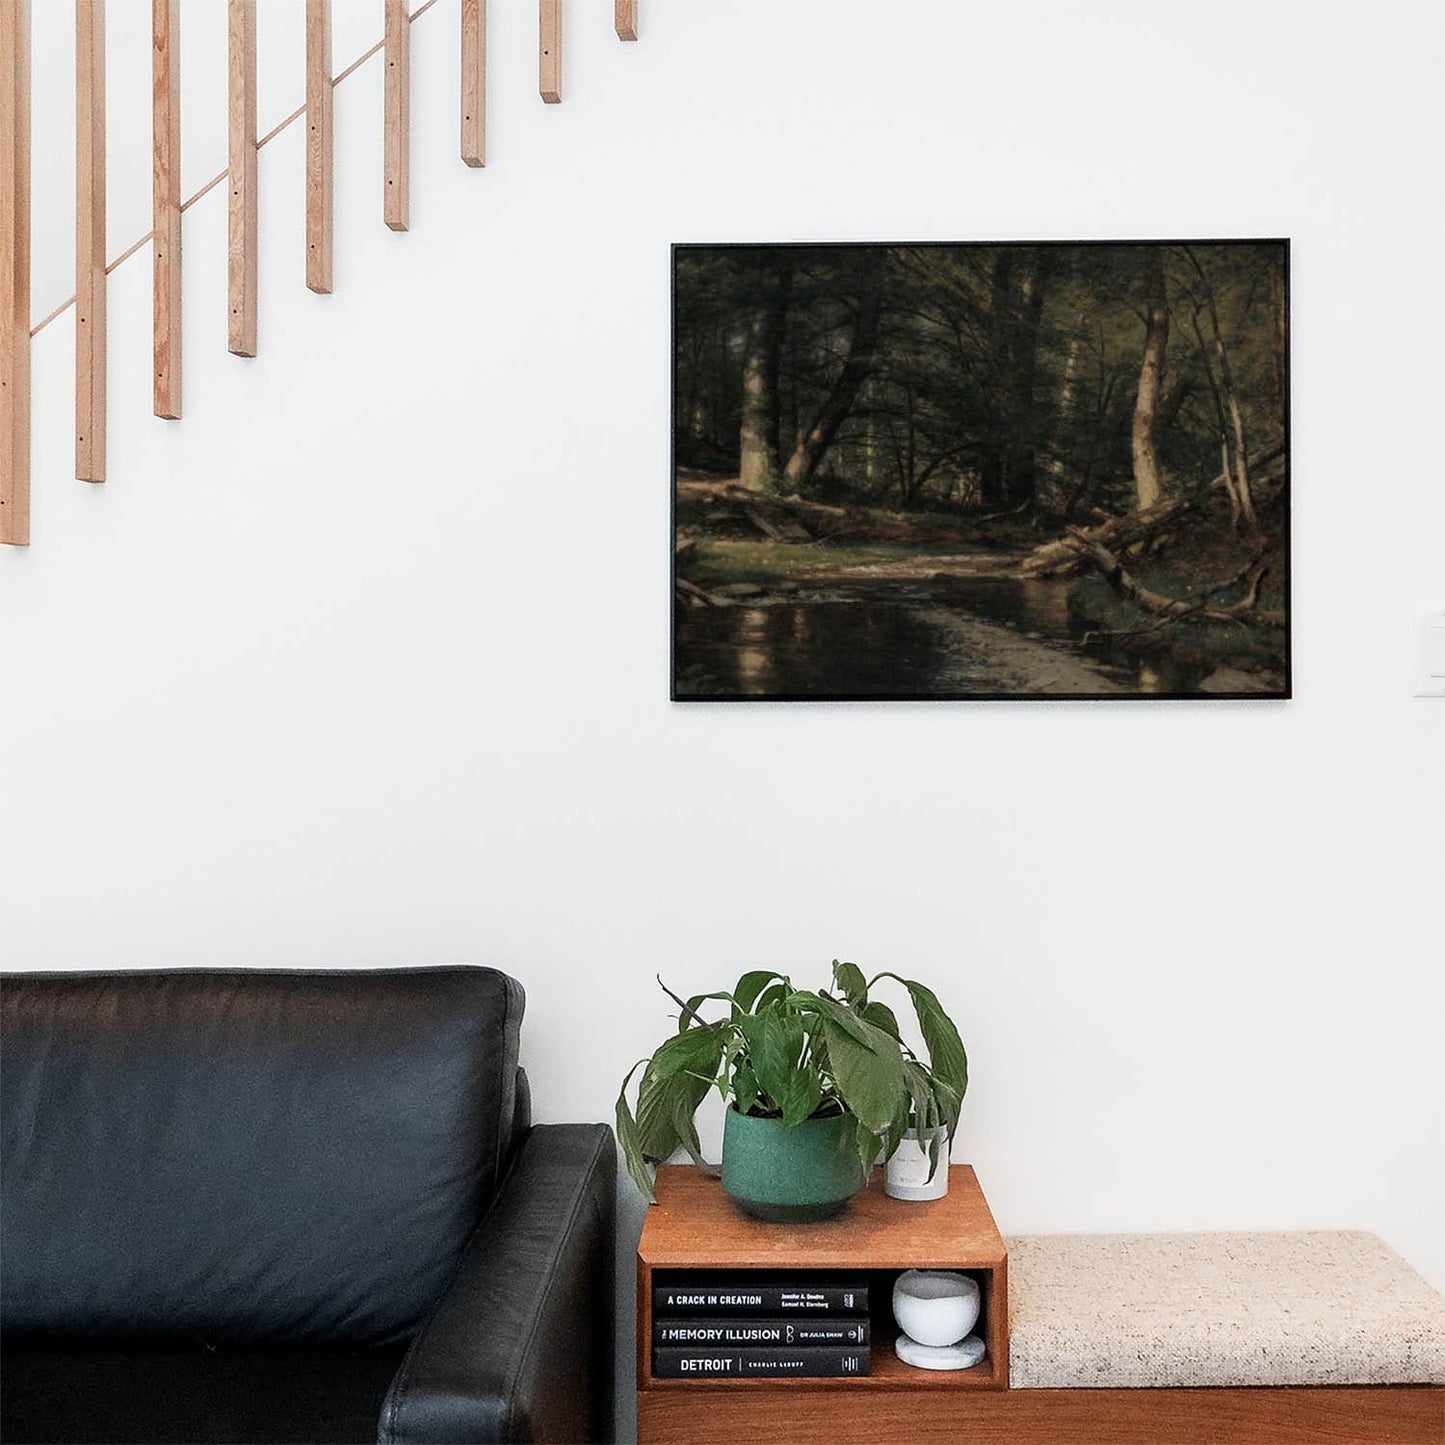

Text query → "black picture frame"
[671,239,1291,703]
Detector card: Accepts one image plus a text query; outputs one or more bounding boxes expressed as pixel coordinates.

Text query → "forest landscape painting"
[672,241,1290,701]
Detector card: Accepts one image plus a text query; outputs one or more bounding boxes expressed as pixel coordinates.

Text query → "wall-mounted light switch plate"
[1418,609,1445,697]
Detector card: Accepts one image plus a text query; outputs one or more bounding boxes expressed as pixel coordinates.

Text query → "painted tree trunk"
[978,251,1014,507]
[1003,250,1051,505]
[1187,246,1257,529]
[1046,321,1084,497]
[1210,308,1256,529]
[782,254,883,494]
[738,259,791,490]
[1190,306,1240,527]
[1131,248,1169,511]
[980,249,1051,507]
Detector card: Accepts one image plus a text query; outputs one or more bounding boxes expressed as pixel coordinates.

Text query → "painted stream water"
[674,573,1217,699]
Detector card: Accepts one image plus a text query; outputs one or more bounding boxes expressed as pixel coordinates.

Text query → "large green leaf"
[880,1090,911,1169]
[819,1015,904,1132]
[854,1114,883,1180]
[636,1023,723,1159]
[873,973,969,1102]
[731,1058,760,1116]
[719,1033,744,1083]
[677,993,734,1032]
[647,1022,728,1082]
[860,1000,901,1041]
[902,1060,937,1136]
[779,1064,823,1129]
[902,1061,958,1181]
[670,1085,709,1170]
[832,960,868,1007]
[634,1068,677,1159]
[808,1031,841,1113]
[736,1005,802,1113]
[656,974,735,1033]
[930,1075,963,1140]
[753,982,789,1015]
[732,970,787,1016]
[616,1060,655,1202]
[637,1065,711,1161]
[803,990,884,1050]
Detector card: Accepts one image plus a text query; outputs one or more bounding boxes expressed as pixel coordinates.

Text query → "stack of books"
[651,1276,871,1378]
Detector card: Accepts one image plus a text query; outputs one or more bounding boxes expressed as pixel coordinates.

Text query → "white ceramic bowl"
[892,1269,980,1348]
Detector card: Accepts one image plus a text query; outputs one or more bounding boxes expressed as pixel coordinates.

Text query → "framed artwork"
[672,240,1290,701]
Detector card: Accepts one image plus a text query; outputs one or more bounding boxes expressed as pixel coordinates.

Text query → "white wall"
[5,0,1442,1370]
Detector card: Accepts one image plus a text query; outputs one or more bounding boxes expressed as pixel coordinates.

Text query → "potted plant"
[616,961,968,1222]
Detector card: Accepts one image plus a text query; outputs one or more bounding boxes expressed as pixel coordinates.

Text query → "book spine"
[654,1317,871,1347]
[652,1285,868,1315]
[652,1346,871,1379]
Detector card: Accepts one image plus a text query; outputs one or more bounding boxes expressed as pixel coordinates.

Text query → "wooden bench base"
[638,1384,1445,1445]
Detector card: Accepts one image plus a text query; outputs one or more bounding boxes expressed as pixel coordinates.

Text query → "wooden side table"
[636,1164,1008,1445]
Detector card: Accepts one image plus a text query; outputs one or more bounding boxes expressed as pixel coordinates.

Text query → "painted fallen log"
[1021,443,1286,578]
[1063,529,1285,629]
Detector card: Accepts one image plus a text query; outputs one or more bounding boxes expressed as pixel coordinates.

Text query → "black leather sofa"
[0,967,616,1445]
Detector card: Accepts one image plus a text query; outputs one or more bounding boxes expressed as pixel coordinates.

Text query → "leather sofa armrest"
[379,1123,616,1445]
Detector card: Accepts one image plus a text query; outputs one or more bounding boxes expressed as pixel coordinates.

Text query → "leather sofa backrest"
[0,967,523,1348]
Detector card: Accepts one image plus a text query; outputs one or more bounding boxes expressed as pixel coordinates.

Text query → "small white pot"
[884,1126,949,1201]
[892,1269,981,1348]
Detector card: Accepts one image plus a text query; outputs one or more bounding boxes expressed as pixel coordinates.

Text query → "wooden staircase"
[0,0,640,547]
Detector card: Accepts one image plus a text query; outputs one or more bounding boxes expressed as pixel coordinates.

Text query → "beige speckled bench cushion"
[1004,1230,1445,1388]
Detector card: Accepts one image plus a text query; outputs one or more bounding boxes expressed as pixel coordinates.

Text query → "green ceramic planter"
[721,1107,866,1223]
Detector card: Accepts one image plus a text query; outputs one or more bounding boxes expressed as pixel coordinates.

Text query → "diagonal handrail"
[29,0,440,340]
